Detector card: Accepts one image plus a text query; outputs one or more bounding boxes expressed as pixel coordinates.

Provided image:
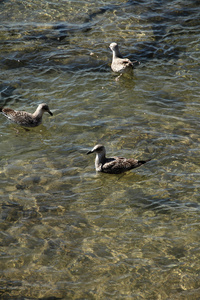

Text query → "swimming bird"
[109,42,137,75]
[87,144,151,174]
[0,103,53,127]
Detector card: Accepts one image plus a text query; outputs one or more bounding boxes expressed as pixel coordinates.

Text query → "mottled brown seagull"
[0,103,53,127]
[87,144,151,174]
[109,42,137,76]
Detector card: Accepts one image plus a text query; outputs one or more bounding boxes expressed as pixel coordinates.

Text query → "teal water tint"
[0,0,200,299]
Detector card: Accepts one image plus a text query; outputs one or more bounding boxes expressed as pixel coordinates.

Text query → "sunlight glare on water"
[0,0,200,299]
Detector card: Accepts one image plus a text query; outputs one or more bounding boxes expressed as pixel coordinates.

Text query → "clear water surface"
[0,0,200,299]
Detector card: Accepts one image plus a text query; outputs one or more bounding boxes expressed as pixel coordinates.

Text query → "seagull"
[109,42,137,76]
[87,144,151,174]
[0,103,53,127]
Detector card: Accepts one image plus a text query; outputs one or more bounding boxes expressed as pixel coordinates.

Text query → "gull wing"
[102,158,141,174]
[2,109,36,127]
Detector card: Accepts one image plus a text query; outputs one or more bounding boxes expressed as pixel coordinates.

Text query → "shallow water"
[0,0,200,299]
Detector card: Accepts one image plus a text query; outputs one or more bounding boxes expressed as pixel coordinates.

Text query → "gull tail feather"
[138,159,151,166]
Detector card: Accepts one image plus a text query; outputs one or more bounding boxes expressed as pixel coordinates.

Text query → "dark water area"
[0,0,200,299]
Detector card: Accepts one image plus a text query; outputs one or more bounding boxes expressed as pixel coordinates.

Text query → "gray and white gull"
[109,42,137,75]
[0,103,53,127]
[87,144,151,174]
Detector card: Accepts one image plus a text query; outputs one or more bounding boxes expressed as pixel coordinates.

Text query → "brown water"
[0,0,200,299]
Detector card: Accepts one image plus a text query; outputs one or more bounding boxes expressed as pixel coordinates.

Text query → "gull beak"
[87,150,93,155]
[48,110,53,116]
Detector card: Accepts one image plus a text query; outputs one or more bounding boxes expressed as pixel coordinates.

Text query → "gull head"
[39,103,53,116]
[109,42,118,52]
[87,144,105,155]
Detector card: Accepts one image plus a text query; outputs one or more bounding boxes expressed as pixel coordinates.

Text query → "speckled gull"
[87,144,151,174]
[0,103,53,127]
[109,42,137,75]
